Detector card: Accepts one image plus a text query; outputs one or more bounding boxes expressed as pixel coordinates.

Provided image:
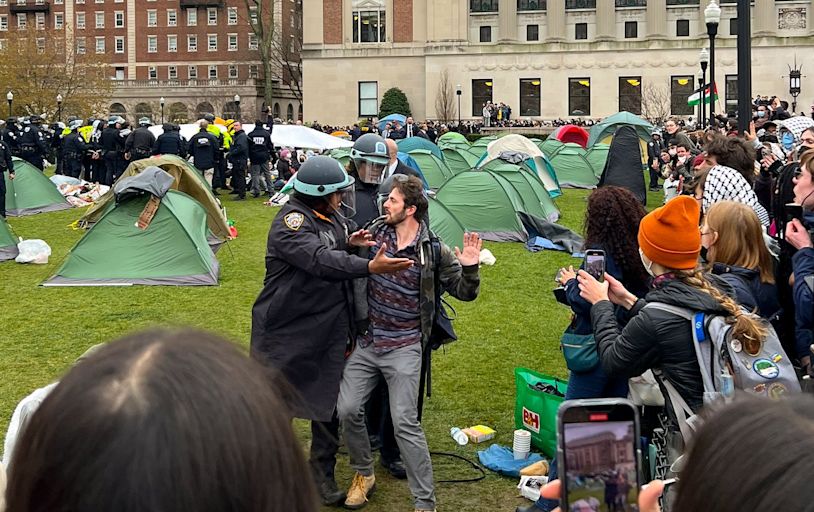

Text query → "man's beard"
[384,209,407,226]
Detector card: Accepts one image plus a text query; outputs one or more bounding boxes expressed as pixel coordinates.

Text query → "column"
[413,0,427,42]
[646,0,667,39]
[126,0,135,79]
[499,0,518,41]
[753,0,775,37]
[545,0,565,41]
[303,0,324,46]
[385,0,394,42]
[343,0,353,44]
[595,1,615,41]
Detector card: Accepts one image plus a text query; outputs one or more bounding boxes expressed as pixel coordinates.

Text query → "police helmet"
[22,116,31,125]
[66,115,78,123]
[203,113,216,123]
[351,133,389,165]
[6,117,16,125]
[69,119,83,130]
[291,155,354,197]
[138,117,152,126]
[31,114,43,124]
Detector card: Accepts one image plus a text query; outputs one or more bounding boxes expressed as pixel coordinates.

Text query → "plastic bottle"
[721,368,734,401]
[450,427,469,446]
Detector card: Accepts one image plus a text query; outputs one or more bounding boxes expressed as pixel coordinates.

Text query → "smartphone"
[585,249,605,282]
[558,399,641,512]
[785,203,803,224]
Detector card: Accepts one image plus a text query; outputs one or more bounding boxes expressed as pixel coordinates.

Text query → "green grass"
[0,185,662,511]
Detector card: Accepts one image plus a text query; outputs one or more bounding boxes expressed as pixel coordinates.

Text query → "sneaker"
[380,458,407,479]
[344,472,376,510]
[318,479,346,507]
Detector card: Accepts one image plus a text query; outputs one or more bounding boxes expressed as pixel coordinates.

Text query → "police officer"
[0,134,14,217]
[63,119,88,179]
[1,117,20,158]
[20,115,48,170]
[201,114,229,192]
[152,123,187,158]
[189,120,220,189]
[101,116,125,185]
[248,120,274,198]
[124,117,156,162]
[250,155,413,506]
[227,121,249,200]
[85,119,105,182]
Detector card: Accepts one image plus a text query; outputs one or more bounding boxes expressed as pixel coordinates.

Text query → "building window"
[568,78,591,115]
[248,32,258,50]
[187,7,196,26]
[36,37,44,51]
[75,12,84,29]
[188,65,197,79]
[358,81,377,117]
[207,7,216,25]
[114,11,123,27]
[16,13,26,29]
[167,34,177,52]
[168,65,177,79]
[575,22,587,39]
[676,19,689,37]
[352,9,385,43]
[228,64,237,78]
[147,10,156,27]
[518,0,545,10]
[95,11,104,28]
[35,11,44,29]
[228,33,237,50]
[670,75,694,115]
[207,33,216,51]
[729,18,737,36]
[479,25,491,42]
[147,35,157,52]
[566,0,595,7]
[470,0,498,12]
[54,12,63,28]
[248,6,257,25]
[616,0,646,5]
[471,79,493,117]
[187,34,197,51]
[227,6,237,25]
[519,78,541,116]
[208,65,217,79]
[0,0,7,5]
[148,66,157,79]
[115,35,124,53]
[526,24,539,41]
[725,74,738,115]
[1,15,10,31]
[76,36,86,54]
[167,9,176,26]
[618,77,642,115]
[114,67,124,79]
[624,21,637,38]
[249,64,258,78]
[95,36,104,53]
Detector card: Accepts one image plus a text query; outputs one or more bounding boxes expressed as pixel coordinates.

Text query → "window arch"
[109,102,127,117]
[134,102,153,122]
[286,103,294,121]
[273,102,280,119]
[168,102,189,123]
[195,102,214,119]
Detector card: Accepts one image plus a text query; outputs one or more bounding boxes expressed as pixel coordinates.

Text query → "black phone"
[785,203,803,224]
[553,286,568,305]
[558,399,642,512]
[585,249,605,282]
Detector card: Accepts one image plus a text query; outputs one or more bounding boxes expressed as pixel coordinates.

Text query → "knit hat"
[638,195,701,270]
[692,154,705,169]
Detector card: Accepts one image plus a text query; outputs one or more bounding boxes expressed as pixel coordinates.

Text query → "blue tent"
[397,136,443,160]
[397,152,430,188]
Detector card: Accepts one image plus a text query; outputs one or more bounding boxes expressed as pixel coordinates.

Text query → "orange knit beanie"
[638,196,701,270]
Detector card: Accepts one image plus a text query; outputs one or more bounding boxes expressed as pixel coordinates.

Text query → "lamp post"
[234,94,241,121]
[6,91,12,117]
[698,72,705,130]
[705,0,721,119]
[456,84,462,127]
[56,93,63,122]
[699,48,709,129]
[789,59,803,114]
[160,97,165,124]
[736,0,751,132]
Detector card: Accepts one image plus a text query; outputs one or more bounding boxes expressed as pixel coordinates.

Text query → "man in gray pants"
[337,175,481,512]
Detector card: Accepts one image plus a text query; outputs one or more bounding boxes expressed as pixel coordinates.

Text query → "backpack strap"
[652,368,700,444]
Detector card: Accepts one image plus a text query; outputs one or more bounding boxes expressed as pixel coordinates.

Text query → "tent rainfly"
[547,143,599,189]
[407,149,455,189]
[0,216,18,261]
[4,158,73,216]
[599,125,647,205]
[479,134,562,197]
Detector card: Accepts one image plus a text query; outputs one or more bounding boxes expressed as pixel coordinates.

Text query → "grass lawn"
[0,184,662,511]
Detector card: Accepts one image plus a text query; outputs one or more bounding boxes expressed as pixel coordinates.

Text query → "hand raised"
[454,232,482,267]
[368,243,413,274]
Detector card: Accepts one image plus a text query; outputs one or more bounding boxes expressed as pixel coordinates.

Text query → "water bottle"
[450,427,468,446]
[721,368,734,401]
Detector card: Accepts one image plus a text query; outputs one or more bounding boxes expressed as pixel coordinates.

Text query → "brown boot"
[343,472,376,510]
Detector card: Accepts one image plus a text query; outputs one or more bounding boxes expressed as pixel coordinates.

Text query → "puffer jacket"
[710,263,781,322]
[591,276,734,412]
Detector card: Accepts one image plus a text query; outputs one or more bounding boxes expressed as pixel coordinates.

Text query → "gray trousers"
[337,343,436,510]
[250,162,273,195]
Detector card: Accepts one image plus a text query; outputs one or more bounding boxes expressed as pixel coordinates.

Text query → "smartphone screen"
[585,251,605,282]
[559,400,640,512]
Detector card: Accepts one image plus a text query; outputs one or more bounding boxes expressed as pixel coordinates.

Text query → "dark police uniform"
[101,124,124,185]
[189,129,219,184]
[124,126,156,162]
[250,196,370,486]
[0,140,14,217]
[227,128,249,199]
[152,125,187,157]
[19,123,48,170]
[1,122,20,157]
[63,130,88,179]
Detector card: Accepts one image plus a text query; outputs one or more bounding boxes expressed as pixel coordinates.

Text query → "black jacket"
[20,125,47,153]
[63,131,88,157]
[152,129,187,157]
[350,180,380,227]
[710,263,781,322]
[247,126,273,165]
[0,140,12,171]
[276,158,293,181]
[591,276,734,412]
[101,126,123,153]
[125,127,156,155]
[228,130,249,167]
[1,127,19,153]
[189,129,219,170]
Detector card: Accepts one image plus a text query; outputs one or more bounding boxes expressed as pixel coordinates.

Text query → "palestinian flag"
[688,83,718,106]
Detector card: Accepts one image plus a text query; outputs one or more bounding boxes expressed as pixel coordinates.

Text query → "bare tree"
[434,69,455,124]
[641,83,671,125]
[269,5,302,102]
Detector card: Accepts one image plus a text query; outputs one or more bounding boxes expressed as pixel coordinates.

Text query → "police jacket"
[152,130,187,157]
[1,128,19,153]
[250,197,371,422]
[63,131,88,157]
[0,140,12,170]
[189,129,219,170]
[248,126,273,165]
[228,130,249,166]
[20,126,47,153]
[125,127,156,154]
[101,127,123,153]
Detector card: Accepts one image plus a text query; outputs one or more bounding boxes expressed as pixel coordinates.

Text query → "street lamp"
[56,93,63,122]
[736,0,751,132]
[699,48,709,129]
[455,84,462,127]
[705,0,721,118]
[160,96,165,124]
[6,91,12,117]
[234,94,241,121]
[789,58,803,114]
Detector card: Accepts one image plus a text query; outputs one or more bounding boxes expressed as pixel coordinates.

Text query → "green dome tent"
[478,160,560,223]
[428,196,466,249]
[539,138,565,158]
[548,143,598,189]
[407,149,454,189]
[437,131,469,147]
[587,111,654,147]
[0,216,18,261]
[4,158,73,216]
[477,134,562,198]
[442,147,479,175]
[46,186,219,286]
[397,137,443,160]
[584,143,610,178]
[329,148,351,168]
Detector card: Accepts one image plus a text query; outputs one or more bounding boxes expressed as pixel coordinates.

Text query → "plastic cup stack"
[513,429,531,460]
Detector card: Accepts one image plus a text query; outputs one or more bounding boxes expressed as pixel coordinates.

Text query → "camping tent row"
[45,156,229,286]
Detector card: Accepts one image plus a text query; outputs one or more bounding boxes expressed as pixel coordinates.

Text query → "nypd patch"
[284,212,304,231]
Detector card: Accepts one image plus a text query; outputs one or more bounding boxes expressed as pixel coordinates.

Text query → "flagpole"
[737,0,751,133]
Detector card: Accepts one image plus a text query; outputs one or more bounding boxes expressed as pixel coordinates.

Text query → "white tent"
[149,123,353,151]
[478,134,561,196]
